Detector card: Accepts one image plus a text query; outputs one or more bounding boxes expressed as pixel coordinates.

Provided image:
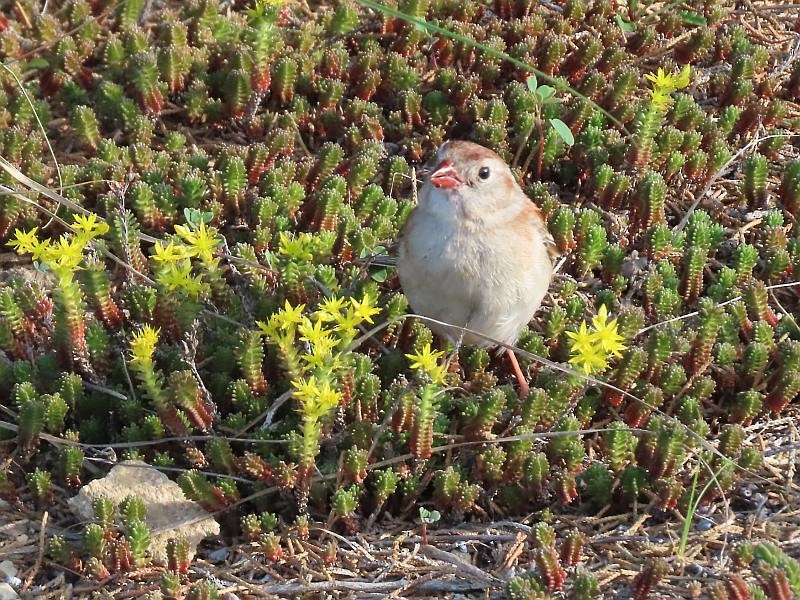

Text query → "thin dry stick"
[22,510,48,591]
[675,133,800,231]
[0,420,288,448]
[80,457,257,484]
[0,156,276,278]
[142,429,628,533]
[636,280,800,336]
[0,65,62,197]
[418,545,500,583]
[345,313,775,483]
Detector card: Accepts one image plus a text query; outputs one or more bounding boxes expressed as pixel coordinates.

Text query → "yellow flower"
[174,221,221,264]
[565,321,595,354]
[291,376,341,419]
[672,64,691,89]
[649,90,673,109]
[334,307,362,337]
[130,325,160,366]
[405,343,447,384]
[292,375,320,402]
[591,305,627,359]
[644,68,671,90]
[72,213,109,238]
[315,380,341,412]
[274,300,306,331]
[156,259,204,296]
[314,295,347,323]
[566,306,627,375]
[10,227,89,278]
[258,302,305,340]
[305,338,338,367]
[29,238,54,264]
[350,295,381,324]
[152,240,187,262]
[298,317,334,349]
[8,228,39,254]
[50,236,85,274]
[645,65,691,95]
[568,345,609,375]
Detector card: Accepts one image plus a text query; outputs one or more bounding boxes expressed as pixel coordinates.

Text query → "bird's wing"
[530,203,561,261]
[353,253,398,267]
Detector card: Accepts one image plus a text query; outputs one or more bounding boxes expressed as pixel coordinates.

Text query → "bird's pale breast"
[398,208,552,347]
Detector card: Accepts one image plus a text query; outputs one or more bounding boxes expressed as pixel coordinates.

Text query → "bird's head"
[420,140,527,225]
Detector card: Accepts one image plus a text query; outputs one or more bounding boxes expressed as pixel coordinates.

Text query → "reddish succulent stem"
[536,111,545,180]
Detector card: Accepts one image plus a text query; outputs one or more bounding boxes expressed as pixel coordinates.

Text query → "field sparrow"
[397,140,557,397]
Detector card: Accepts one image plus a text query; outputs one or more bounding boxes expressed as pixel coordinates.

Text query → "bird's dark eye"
[478,166,491,180]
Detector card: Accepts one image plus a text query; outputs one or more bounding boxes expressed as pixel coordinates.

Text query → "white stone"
[0,563,15,580]
[0,583,19,600]
[68,460,220,563]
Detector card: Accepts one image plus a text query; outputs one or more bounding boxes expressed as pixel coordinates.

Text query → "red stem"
[535,108,545,180]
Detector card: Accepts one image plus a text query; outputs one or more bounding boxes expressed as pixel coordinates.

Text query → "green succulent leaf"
[680,10,707,26]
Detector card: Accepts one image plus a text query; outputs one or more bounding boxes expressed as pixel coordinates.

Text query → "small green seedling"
[615,13,635,33]
[523,75,574,178]
[184,208,213,228]
[419,506,441,545]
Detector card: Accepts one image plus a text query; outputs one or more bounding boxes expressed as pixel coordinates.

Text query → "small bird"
[397,140,557,397]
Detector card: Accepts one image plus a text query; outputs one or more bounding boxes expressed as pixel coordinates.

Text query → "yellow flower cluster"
[151,221,222,296]
[405,343,447,385]
[258,293,382,467]
[291,375,341,420]
[566,305,627,375]
[258,292,381,405]
[645,65,691,109]
[8,213,109,282]
[129,324,160,369]
[259,294,381,354]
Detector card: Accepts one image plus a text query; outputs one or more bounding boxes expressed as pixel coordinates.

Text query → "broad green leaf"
[184,207,213,226]
[615,14,635,33]
[549,118,575,146]
[419,507,441,523]
[526,74,538,92]
[536,85,556,101]
[370,267,390,283]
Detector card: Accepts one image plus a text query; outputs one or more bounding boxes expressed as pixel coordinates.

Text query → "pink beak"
[429,160,462,189]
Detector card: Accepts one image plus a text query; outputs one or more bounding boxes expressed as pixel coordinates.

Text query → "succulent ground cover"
[1,0,800,597]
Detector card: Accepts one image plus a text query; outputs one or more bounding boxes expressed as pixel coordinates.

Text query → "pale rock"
[0,562,15,579]
[0,583,19,600]
[207,548,230,562]
[68,460,219,563]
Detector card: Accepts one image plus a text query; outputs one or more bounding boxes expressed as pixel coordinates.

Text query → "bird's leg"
[506,348,529,399]
[444,332,464,374]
